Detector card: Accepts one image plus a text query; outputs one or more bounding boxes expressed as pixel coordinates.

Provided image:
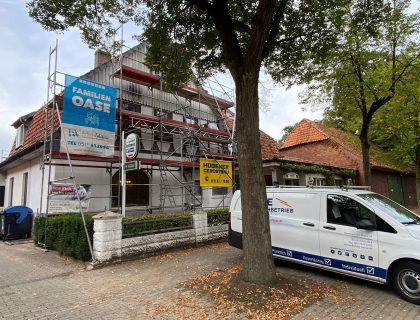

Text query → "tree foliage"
[302,0,419,185]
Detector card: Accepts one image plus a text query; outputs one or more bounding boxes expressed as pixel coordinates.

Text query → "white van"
[228,186,420,305]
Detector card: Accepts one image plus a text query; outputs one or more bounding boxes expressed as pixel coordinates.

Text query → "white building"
[0,44,235,214]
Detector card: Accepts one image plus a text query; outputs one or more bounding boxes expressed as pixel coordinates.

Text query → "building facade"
[0,44,235,214]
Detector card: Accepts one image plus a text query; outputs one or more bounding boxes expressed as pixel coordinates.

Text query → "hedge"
[122,212,193,238]
[33,214,94,261]
[207,208,229,226]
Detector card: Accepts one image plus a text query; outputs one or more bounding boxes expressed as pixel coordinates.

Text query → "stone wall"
[93,211,228,264]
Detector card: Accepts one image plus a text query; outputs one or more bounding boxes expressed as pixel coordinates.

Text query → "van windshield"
[358,193,420,224]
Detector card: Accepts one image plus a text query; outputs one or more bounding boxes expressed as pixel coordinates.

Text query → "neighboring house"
[274,119,417,206]
[0,44,235,214]
[0,173,5,207]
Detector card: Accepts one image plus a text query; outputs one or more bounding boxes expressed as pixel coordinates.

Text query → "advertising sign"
[48,183,91,213]
[125,133,139,159]
[60,75,117,157]
[199,158,233,187]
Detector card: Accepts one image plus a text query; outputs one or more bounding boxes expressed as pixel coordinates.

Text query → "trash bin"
[0,206,33,241]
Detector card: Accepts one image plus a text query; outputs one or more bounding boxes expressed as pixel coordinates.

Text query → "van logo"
[324,258,332,266]
[366,267,375,275]
[267,198,294,214]
[275,198,292,208]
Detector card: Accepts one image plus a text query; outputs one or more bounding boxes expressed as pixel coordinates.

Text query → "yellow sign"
[199,158,233,187]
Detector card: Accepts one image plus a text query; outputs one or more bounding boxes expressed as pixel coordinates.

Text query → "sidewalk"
[0,241,419,319]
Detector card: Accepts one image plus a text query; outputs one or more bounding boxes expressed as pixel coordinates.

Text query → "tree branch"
[231,19,251,33]
[186,0,244,75]
[244,0,278,70]
[261,0,287,60]
[388,52,420,93]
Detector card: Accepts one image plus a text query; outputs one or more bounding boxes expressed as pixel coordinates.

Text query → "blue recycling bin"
[0,206,33,241]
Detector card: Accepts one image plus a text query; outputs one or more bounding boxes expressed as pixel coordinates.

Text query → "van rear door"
[269,191,321,260]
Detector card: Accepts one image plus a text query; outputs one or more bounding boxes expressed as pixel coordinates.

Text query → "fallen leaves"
[145,262,352,319]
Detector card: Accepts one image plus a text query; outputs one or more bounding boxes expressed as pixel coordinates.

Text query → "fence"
[93,210,229,264]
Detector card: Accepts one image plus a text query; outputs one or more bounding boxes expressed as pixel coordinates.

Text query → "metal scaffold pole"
[40,39,95,262]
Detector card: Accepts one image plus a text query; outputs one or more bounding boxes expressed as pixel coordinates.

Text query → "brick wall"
[371,170,389,197]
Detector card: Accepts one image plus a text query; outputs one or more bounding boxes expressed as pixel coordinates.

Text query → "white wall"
[4,157,51,212]
[54,159,112,212]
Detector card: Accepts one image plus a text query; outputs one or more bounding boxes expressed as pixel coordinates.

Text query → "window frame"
[326,194,375,228]
[212,187,228,197]
[16,124,26,148]
[22,172,28,206]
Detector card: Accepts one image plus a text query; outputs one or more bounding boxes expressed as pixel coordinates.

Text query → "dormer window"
[16,124,27,148]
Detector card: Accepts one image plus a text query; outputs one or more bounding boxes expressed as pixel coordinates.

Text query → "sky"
[0,0,323,156]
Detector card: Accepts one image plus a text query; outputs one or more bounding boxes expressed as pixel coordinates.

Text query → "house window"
[283,172,299,186]
[16,124,27,148]
[22,173,28,206]
[212,187,228,196]
[8,177,14,206]
[306,174,326,186]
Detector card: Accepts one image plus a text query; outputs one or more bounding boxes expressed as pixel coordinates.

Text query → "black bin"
[0,206,33,241]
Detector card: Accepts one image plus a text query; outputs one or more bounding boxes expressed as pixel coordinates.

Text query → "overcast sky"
[0,0,323,156]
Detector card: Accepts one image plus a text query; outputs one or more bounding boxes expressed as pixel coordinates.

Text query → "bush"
[33,214,94,261]
[122,212,193,238]
[207,208,229,226]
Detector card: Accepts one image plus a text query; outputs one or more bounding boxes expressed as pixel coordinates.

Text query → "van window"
[358,193,419,224]
[327,194,372,227]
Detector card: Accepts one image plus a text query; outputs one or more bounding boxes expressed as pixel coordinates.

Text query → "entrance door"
[387,174,405,205]
[319,194,380,279]
[112,169,149,207]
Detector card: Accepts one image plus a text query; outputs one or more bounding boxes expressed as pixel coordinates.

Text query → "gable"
[280,119,329,149]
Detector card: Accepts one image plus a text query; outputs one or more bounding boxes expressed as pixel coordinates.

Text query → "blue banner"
[60,75,117,157]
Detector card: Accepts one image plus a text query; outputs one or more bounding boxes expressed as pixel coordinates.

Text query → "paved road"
[0,240,419,319]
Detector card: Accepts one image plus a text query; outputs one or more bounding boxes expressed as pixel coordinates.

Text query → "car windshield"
[358,193,420,224]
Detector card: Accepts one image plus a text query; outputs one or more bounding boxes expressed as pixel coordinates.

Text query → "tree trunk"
[416,155,420,209]
[359,122,371,186]
[235,70,277,285]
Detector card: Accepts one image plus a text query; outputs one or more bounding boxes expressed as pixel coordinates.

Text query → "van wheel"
[392,262,420,305]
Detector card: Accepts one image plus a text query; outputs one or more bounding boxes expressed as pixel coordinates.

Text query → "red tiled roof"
[8,106,61,159]
[280,118,328,149]
[260,131,280,160]
[279,118,404,172]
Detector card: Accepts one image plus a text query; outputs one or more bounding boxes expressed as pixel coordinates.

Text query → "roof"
[2,105,60,167]
[11,111,36,128]
[260,131,281,160]
[280,119,408,172]
[280,119,329,149]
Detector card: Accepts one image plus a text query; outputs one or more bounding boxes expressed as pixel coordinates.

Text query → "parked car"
[228,186,420,305]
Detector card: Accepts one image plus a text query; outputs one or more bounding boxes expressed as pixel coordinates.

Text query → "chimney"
[94,50,111,68]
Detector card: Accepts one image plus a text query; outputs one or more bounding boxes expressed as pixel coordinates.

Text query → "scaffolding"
[39,39,236,219]
[107,41,237,213]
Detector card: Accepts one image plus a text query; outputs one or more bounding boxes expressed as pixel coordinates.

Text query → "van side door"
[319,193,382,280]
[269,191,321,260]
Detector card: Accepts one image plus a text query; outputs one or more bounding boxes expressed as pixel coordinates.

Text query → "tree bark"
[235,69,277,285]
[416,153,420,209]
[359,121,371,186]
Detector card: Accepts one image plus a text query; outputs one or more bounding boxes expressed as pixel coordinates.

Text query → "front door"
[319,194,381,279]
[387,174,405,205]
